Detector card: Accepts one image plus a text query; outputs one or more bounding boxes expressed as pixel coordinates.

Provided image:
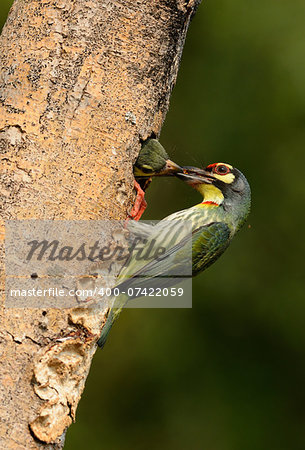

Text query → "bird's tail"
[97,309,116,348]
[97,295,127,349]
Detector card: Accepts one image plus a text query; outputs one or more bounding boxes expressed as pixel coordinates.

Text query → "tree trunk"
[0,0,200,447]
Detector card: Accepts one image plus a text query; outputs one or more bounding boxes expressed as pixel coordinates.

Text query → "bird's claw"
[128,180,147,221]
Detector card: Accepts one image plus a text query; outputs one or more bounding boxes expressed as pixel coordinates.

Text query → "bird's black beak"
[175,166,214,185]
[154,159,183,176]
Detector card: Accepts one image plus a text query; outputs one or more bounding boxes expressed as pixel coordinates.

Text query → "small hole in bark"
[139,132,157,143]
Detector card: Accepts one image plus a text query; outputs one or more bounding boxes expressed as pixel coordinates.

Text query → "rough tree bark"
[0,0,201,448]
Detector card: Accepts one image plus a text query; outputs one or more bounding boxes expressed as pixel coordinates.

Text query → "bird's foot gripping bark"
[128,180,147,221]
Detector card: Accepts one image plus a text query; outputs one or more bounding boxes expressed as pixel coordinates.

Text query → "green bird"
[134,138,182,178]
[98,161,251,348]
[130,138,182,220]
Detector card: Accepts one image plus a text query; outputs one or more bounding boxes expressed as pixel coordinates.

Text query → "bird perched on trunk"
[130,139,182,220]
[98,161,251,347]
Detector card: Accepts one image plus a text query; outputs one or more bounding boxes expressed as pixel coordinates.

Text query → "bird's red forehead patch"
[206,163,218,169]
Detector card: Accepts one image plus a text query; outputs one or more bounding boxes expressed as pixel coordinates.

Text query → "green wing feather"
[192,222,231,275]
[118,221,231,290]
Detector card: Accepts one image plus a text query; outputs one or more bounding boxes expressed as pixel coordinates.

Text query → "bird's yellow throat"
[197,184,224,205]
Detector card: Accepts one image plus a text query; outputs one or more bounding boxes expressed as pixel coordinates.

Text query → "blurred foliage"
[1,1,305,449]
[0,1,11,30]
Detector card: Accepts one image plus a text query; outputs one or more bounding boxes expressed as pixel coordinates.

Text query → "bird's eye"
[215,164,230,175]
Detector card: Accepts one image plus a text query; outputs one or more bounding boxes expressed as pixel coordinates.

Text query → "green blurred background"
[2,1,305,448]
